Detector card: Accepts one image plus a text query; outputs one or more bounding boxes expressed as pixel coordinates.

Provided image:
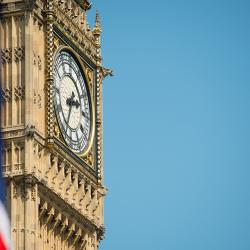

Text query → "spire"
[93,11,102,36]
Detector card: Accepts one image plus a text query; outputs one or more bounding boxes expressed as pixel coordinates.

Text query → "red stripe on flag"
[0,234,7,250]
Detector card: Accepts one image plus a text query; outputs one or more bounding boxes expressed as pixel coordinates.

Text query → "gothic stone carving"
[1,48,12,64]
[53,0,99,64]
[33,89,42,108]
[14,47,25,62]
[33,53,42,70]
[1,88,12,102]
[14,86,25,100]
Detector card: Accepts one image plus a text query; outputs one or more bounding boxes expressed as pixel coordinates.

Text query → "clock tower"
[0,0,108,249]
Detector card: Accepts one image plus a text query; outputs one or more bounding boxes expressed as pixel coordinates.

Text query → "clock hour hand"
[66,91,75,107]
[71,99,80,109]
[65,91,75,130]
[66,91,80,109]
[67,102,72,124]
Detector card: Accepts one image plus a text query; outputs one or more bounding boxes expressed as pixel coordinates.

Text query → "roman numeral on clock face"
[82,111,86,117]
[80,124,84,133]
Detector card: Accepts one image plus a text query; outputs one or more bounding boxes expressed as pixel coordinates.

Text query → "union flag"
[0,140,11,250]
[0,201,10,250]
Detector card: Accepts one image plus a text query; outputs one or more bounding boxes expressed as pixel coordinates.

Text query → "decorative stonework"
[39,196,96,250]
[96,69,102,183]
[54,123,61,138]
[14,47,25,62]
[25,125,36,138]
[86,67,93,82]
[12,182,18,199]
[46,0,55,144]
[2,143,11,173]
[37,55,42,70]
[1,127,25,140]
[14,86,25,100]
[14,15,24,23]
[32,15,43,30]
[14,141,25,171]
[83,149,94,167]
[1,88,12,102]
[33,53,42,70]
[86,66,93,91]
[0,16,11,24]
[1,48,12,64]
[53,0,101,64]
[53,36,61,50]
[33,89,42,108]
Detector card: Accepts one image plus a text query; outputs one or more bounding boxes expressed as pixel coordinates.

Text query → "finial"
[93,10,101,36]
[96,11,101,27]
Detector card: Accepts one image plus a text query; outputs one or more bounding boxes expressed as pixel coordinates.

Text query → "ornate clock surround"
[46,24,101,180]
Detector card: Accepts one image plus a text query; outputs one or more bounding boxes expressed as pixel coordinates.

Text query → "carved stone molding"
[13,141,25,171]
[85,66,93,91]
[12,183,18,199]
[33,89,42,108]
[1,88,12,102]
[96,68,102,183]
[25,125,36,138]
[54,124,61,138]
[1,48,12,64]
[23,174,38,186]
[83,149,94,167]
[7,175,38,201]
[53,0,100,64]
[45,0,55,144]
[1,126,25,140]
[14,15,24,23]
[37,55,42,70]
[32,15,43,29]
[39,197,91,249]
[39,185,104,247]
[0,16,11,24]
[14,85,25,100]
[33,53,42,70]
[14,47,25,62]
[86,67,93,82]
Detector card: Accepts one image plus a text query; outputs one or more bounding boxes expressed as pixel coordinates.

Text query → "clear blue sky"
[89,1,250,249]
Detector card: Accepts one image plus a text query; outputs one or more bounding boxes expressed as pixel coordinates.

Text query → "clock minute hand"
[66,104,73,125]
[66,92,80,109]
[65,91,75,132]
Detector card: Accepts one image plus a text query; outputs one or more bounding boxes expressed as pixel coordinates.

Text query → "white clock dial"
[53,49,92,154]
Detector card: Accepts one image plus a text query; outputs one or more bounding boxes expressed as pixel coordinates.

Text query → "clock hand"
[66,91,75,107]
[71,99,80,109]
[65,91,75,133]
[66,105,73,128]
[66,92,80,109]
[65,104,73,135]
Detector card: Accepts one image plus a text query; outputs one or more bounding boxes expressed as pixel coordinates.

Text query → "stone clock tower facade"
[0,0,109,249]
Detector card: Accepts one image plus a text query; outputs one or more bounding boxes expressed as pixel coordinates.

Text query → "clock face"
[53,49,92,155]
